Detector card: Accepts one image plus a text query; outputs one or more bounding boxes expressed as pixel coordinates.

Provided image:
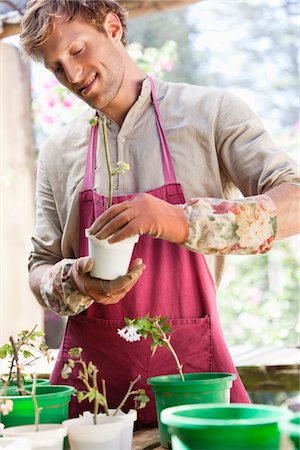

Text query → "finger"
[108,272,143,299]
[75,256,94,274]
[94,210,132,240]
[89,202,130,235]
[131,258,144,268]
[94,266,144,305]
[99,261,145,295]
[107,220,142,243]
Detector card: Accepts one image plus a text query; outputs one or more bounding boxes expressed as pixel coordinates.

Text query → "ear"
[103,12,123,43]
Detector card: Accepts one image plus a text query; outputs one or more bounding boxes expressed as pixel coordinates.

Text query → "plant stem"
[101,116,113,208]
[92,368,98,425]
[31,375,42,432]
[7,325,38,387]
[113,375,141,416]
[9,336,24,395]
[101,379,110,416]
[163,337,185,381]
[156,323,185,381]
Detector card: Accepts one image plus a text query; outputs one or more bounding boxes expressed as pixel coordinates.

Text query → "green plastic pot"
[161,403,291,450]
[0,384,74,427]
[0,378,50,396]
[147,372,236,448]
[279,413,300,449]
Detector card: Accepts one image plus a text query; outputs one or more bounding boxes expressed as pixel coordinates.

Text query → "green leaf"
[61,363,72,379]
[150,342,158,353]
[158,316,169,326]
[95,391,105,404]
[69,347,82,358]
[34,331,44,337]
[87,362,97,375]
[88,390,95,402]
[77,391,88,403]
[0,348,7,359]
[39,343,49,352]
[68,359,75,368]
[89,117,98,126]
[22,350,34,359]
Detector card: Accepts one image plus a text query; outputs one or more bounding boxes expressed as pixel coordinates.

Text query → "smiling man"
[20,0,299,426]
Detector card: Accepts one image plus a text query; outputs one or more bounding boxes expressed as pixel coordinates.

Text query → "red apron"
[50,77,250,426]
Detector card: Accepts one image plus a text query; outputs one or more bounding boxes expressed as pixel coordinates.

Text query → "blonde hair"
[20,0,128,60]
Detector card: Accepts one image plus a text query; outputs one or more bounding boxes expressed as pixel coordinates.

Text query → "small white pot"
[85,230,139,280]
[99,409,137,450]
[3,424,67,450]
[63,413,125,450]
[0,437,33,449]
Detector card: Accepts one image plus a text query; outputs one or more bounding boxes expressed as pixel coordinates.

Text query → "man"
[20,0,299,425]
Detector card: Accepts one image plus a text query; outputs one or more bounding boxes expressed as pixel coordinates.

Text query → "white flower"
[117,326,141,342]
[0,399,13,415]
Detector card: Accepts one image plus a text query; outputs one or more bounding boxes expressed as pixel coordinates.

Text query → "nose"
[62,62,83,84]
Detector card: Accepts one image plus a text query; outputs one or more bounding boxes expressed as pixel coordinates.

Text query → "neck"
[102,56,147,126]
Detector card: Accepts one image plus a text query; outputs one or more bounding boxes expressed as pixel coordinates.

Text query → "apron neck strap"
[83,77,176,190]
[147,76,176,185]
[83,112,99,191]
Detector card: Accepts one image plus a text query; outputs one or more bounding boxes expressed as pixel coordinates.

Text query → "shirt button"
[119,136,126,143]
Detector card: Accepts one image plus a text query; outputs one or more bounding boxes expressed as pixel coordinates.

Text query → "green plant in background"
[61,347,149,425]
[128,40,177,78]
[218,239,299,347]
[0,325,52,393]
[118,315,185,381]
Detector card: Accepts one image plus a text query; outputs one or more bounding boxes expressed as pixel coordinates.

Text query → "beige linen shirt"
[29,77,299,285]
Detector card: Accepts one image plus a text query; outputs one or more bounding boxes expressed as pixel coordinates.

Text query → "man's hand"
[89,193,189,245]
[70,256,145,305]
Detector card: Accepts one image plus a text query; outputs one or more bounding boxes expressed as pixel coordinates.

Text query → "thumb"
[75,256,94,274]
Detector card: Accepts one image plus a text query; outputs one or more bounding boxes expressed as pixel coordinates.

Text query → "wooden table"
[133,428,162,450]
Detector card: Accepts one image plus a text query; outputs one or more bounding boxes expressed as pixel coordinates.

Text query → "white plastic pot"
[100,409,137,450]
[63,413,125,450]
[0,437,33,449]
[3,424,67,450]
[85,230,139,280]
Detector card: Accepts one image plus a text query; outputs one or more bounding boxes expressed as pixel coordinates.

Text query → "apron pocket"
[149,315,212,376]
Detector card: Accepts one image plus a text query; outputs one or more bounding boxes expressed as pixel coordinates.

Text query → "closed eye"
[72,47,84,56]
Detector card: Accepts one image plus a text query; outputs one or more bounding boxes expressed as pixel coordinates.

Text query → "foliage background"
[31,0,299,349]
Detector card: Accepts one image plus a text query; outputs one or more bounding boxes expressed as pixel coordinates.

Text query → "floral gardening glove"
[40,257,145,316]
[183,194,277,254]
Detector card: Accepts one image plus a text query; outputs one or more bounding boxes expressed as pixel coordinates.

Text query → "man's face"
[38,16,125,111]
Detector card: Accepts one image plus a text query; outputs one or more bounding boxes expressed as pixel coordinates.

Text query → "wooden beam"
[0,0,202,39]
[0,22,20,39]
[123,0,201,18]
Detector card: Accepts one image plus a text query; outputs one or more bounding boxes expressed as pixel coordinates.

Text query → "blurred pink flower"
[43,114,55,124]
[293,119,300,130]
[62,96,74,108]
[47,98,56,108]
[43,78,59,89]
[164,60,174,72]
[249,287,262,305]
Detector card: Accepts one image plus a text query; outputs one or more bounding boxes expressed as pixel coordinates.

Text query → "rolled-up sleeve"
[28,145,63,272]
[215,91,300,196]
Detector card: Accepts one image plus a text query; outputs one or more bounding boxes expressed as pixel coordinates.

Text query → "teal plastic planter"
[161,403,291,450]
[0,384,74,427]
[147,372,236,448]
[279,413,300,449]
